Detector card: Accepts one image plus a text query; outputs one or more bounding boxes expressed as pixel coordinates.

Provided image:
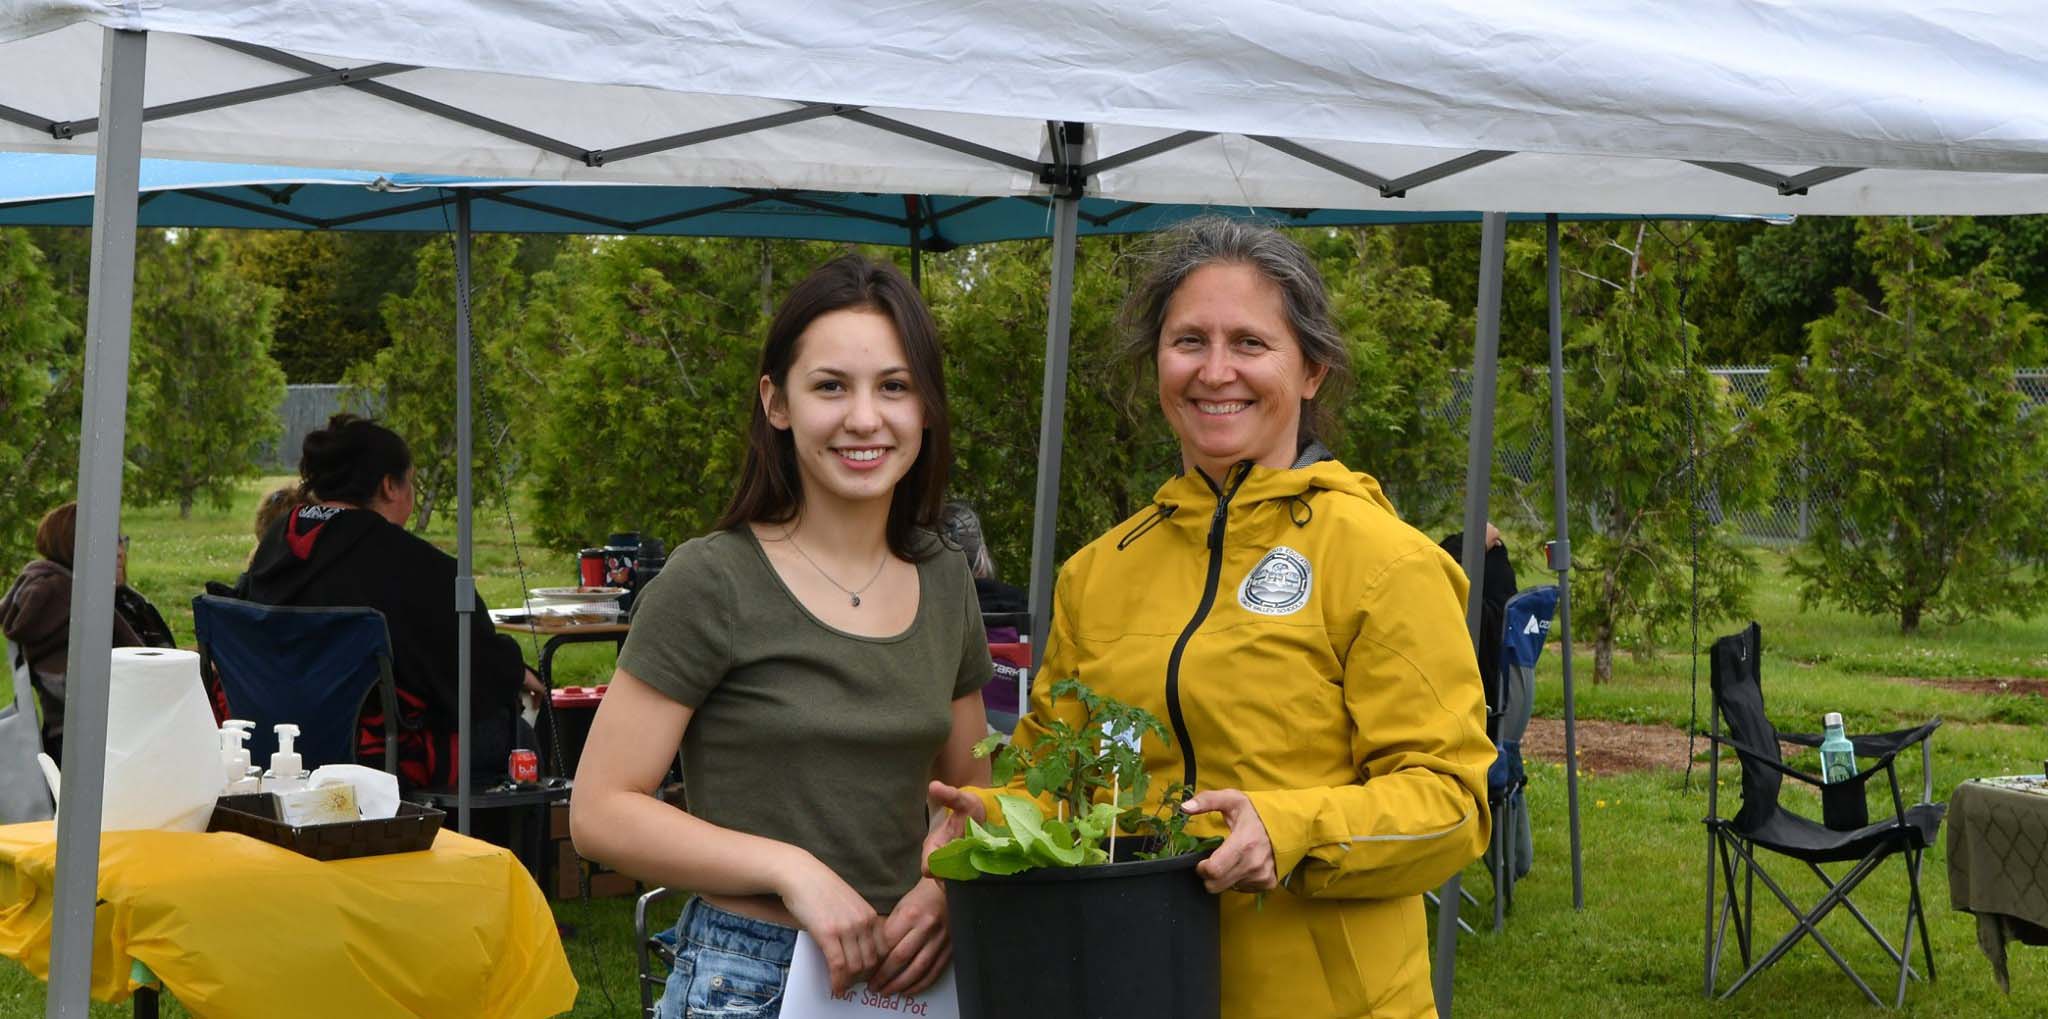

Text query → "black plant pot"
[945,848,1219,1019]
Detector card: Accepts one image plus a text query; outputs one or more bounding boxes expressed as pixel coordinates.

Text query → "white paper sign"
[781,931,960,1019]
[1100,719,1144,756]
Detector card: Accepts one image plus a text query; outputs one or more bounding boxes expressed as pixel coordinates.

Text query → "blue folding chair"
[191,594,399,774]
[1487,583,1559,930]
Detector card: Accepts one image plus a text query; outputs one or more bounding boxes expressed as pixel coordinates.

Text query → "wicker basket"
[208,792,445,861]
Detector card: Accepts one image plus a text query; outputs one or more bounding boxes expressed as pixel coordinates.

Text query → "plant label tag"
[1100,720,1144,756]
[783,931,960,1019]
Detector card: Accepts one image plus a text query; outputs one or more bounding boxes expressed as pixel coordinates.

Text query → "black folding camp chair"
[636,886,683,1018]
[1701,622,1944,1008]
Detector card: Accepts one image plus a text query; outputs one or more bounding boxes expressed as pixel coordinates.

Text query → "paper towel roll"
[93,648,223,833]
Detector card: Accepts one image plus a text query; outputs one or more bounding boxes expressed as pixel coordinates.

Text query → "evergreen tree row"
[2,216,2043,669]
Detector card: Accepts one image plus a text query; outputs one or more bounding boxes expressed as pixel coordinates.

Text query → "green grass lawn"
[4,478,2047,1016]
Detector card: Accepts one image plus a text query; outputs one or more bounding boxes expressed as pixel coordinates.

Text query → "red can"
[508,748,539,784]
[577,548,607,587]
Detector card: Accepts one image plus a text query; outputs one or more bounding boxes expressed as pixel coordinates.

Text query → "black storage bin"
[208,792,444,861]
[944,848,1218,1019]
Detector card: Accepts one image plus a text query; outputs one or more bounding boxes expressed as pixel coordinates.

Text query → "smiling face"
[764,307,925,512]
[1156,262,1329,481]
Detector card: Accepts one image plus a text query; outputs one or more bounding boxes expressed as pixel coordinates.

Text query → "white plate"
[527,586,629,604]
[493,603,622,626]
[535,603,623,625]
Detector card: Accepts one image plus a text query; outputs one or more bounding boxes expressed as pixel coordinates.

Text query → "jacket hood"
[6,558,69,590]
[0,560,69,641]
[241,505,383,600]
[1149,445,1398,519]
[3,559,157,674]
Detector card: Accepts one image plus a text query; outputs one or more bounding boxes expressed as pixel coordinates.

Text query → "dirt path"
[1906,676,2048,697]
[1521,717,1697,773]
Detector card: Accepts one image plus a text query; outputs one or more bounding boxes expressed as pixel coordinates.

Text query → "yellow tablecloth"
[0,821,577,1018]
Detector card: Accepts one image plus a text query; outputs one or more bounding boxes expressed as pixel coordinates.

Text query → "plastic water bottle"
[1819,712,1856,783]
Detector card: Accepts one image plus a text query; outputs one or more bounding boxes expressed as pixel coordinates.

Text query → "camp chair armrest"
[1843,718,1940,808]
[1781,719,1938,757]
[1841,718,1941,779]
[1698,731,1828,787]
[1847,719,1941,759]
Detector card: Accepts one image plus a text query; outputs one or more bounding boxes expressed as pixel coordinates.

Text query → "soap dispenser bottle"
[262,723,307,794]
[220,719,261,794]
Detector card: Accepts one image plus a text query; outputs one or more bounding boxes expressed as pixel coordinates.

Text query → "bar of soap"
[277,783,360,826]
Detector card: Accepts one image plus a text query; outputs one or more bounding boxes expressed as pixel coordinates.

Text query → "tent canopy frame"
[0,32,1888,220]
[21,6,2047,1013]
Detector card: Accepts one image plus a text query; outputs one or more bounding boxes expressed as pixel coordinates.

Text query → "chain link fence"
[261,385,365,471]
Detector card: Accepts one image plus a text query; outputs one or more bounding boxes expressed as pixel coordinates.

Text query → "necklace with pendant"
[783,527,889,607]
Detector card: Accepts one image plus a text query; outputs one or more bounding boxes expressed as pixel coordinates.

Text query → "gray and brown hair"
[1119,216,1352,443]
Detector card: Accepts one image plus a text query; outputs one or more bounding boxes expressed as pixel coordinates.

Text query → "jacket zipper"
[1164,462,1249,791]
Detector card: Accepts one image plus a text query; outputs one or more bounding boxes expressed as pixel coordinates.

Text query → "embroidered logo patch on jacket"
[1238,546,1312,616]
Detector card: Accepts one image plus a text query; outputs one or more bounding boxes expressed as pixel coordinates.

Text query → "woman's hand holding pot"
[921,780,987,876]
[1182,789,1279,894]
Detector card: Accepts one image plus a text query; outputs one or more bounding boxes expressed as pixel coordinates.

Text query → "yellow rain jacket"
[981,453,1492,1019]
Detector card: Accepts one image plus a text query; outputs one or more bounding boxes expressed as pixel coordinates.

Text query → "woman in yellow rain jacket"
[928,217,1493,1018]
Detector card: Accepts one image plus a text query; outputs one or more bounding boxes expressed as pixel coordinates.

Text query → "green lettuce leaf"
[926,838,981,881]
[969,846,1034,875]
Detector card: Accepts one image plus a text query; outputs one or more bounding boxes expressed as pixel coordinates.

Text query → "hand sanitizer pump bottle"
[262,723,308,794]
[220,720,261,794]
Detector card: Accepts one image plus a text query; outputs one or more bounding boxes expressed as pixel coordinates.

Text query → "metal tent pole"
[454,192,475,834]
[1025,193,1080,670]
[1435,210,1508,1019]
[1547,214,1585,910]
[905,195,924,293]
[47,27,147,1019]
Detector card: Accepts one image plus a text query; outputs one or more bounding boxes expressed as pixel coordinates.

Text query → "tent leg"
[1547,214,1585,910]
[1437,210,1508,1019]
[47,27,147,1019]
[1024,195,1080,670]
[454,191,475,834]
[903,194,925,293]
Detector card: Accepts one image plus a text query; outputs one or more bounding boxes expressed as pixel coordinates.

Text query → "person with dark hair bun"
[1,501,176,761]
[232,413,544,790]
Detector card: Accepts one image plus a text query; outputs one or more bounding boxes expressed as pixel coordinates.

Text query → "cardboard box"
[553,840,639,900]
[545,783,685,898]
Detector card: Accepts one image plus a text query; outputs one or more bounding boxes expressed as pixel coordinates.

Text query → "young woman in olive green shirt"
[572,255,991,1017]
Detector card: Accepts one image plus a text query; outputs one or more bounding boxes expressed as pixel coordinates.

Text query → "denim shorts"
[654,897,796,1019]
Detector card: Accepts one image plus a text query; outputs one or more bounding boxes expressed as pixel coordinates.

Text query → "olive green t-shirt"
[618,527,992,912]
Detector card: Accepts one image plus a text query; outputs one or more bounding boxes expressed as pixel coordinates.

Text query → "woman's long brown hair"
[714,254,951,561]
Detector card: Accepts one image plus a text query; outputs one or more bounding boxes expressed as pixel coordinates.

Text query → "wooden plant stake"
[1109,773,1120,862]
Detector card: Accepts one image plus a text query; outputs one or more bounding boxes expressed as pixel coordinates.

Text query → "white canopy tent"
[5,3,2047,208]
[4,3,2047,1017]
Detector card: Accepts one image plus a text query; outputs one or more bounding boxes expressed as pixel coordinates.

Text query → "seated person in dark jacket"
[1440,522,1518,742]
[0,501,176,762]
[232,414,544,791]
